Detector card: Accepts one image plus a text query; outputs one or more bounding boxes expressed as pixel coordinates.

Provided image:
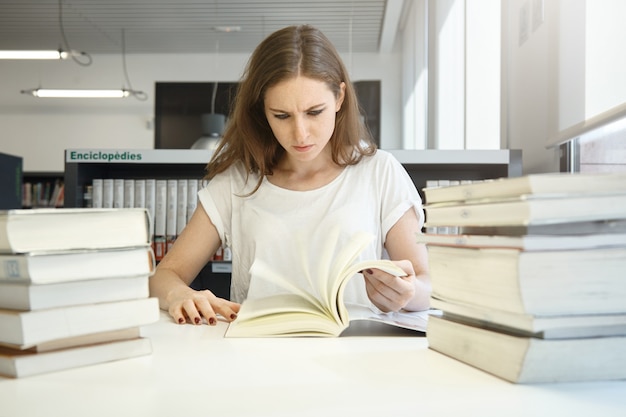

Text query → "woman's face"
[264,76,345,164]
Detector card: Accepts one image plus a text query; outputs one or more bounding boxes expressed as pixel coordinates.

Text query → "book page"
[225,294,343,337]
[229,229,407,337]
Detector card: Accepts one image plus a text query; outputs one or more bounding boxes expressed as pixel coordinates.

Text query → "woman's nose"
[293,116,308,141]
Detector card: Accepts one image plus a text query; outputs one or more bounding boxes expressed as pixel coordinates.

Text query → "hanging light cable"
[0,0,90,62]
[57,0,92,66]
[120,28,147,101]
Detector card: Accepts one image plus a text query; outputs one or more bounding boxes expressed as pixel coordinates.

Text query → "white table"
[1,312,625,417]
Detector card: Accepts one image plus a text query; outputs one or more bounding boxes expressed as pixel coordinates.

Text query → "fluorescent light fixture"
[0,50,69,60]
[21,88,135,98]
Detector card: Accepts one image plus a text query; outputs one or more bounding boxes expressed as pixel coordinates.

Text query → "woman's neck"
[268,150,343,191]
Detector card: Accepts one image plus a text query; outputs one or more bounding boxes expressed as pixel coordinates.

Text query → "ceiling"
[0,0,404,55]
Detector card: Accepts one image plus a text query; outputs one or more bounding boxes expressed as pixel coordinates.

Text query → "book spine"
[0,256,29,280]
[153,180,167,261]
[165,179,178,253]
[113,179,125,209]
[186,178,199,221]
[176,179,188,236]
[102,179,114,208]
[144,179,156,247]
[123,179,135,208]
[91,179,104,209]
[134,179,146,209]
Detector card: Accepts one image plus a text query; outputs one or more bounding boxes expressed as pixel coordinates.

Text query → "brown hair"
[204,24,376,193]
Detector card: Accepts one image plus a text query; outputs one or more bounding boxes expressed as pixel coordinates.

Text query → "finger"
[211,298,242,322]
[168,304,188,325]
[181,298,203,325]
[194,295,218,325]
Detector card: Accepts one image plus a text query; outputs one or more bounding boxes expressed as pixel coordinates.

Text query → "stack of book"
[419,172,626,383]
[0,208,160,378]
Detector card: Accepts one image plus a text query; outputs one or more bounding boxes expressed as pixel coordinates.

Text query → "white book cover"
[187,178,199,220]
[134,179,146,209]
[91,179,103,209]
[123,179,135,208]
[176,179,188,235]
[166,179,178,237]
[112,179,124,209]
[102,179,114,208]
[144,179,156,236]
[154,180,167,236]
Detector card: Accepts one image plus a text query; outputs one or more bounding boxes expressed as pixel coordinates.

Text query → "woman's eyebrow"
[267,103,326,113]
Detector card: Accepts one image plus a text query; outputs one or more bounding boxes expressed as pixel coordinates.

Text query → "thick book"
[415,232,626,251]
[0,297,159,347]
[430,297,626,339]
[0,274,150,311]
[423,193,626,228]
[459,219,626,236]
[0,246,154,284]
[422,172,626,204]
[427,314,626,383]
[0,336,152,378]
[0,327,141,352]
[225,232,418,338]
[427,245,626,315]
[0,208,151,253]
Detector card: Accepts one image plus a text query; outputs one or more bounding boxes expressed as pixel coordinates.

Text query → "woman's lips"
[293,145,313,152]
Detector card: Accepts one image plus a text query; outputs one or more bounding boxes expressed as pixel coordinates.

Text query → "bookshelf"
[64,149,213,208]
[387,149,523,200]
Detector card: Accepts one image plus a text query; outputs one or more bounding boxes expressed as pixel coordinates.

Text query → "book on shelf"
[225,231,427,338]
[415,231,626,251]
[423,193,626,228]
[0,274,150,311]
[426,244,626,316]
[0,335,152,379]
[430,297,626,339]
[0,246,154,284]
[422,172,626,204]
[91,178,103,208]
[0,297,159,347]
[113,179,124,209]
[0,208,151,253]
[426,314,626,383]
[153,179,167,260]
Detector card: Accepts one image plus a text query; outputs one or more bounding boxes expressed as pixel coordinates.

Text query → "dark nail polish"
[194,317,201,324]
[365,269,373,275]
[178,317,185,324]
[230,313,237,320]
[209,317,216,325]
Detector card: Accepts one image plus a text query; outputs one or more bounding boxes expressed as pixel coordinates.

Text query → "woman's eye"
[308,109,323,116]
[274,114,289,120]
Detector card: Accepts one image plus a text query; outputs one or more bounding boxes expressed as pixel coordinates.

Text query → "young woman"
[149,24,431,325]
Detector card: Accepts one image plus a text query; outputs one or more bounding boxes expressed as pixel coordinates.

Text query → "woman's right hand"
[166,286,241,325]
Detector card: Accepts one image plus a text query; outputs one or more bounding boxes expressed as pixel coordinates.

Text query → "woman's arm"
[149,205,240,325]
[363,207,432,312]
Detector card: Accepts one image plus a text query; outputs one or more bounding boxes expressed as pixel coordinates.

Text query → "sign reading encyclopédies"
[65,149,213,164]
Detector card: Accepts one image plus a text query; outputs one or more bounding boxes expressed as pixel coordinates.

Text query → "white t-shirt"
[198,149,424,304]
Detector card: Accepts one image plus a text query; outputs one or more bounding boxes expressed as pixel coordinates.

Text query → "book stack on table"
[419,172,626,383]
[0,208,160,378]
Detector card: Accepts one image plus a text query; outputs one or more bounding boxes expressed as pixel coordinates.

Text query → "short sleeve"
[376,151,425,239]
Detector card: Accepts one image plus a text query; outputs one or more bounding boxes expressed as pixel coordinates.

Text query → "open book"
[225,231,425,337]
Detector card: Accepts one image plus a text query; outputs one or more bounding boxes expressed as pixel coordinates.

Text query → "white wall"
[504,0,561,174]
[0,51,401,172]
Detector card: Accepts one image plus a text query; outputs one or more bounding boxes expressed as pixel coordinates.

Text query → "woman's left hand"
[362,260,417,312]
